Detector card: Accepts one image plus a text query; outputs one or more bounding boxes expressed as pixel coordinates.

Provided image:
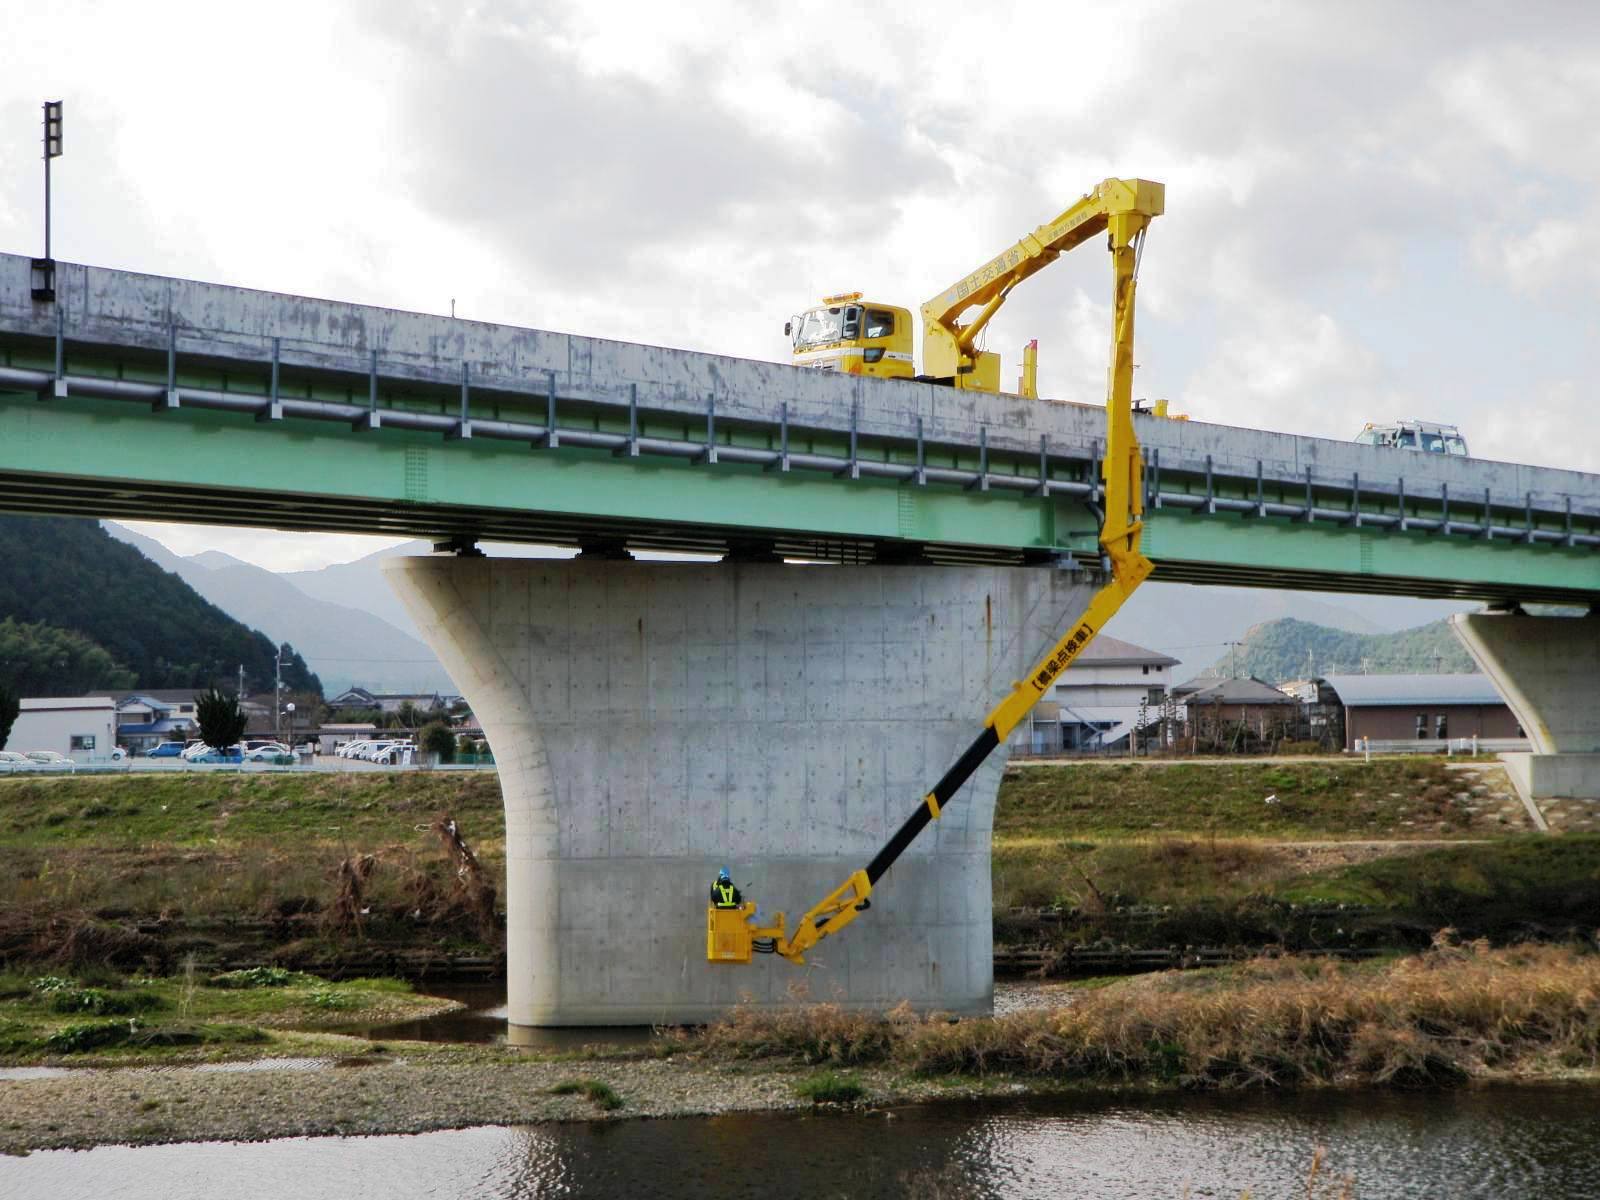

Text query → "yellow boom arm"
[709,180,1162,966]
[921,178,1165,389]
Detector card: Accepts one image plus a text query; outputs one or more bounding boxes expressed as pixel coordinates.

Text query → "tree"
[0,683,18,750]
[0,617,135,695]
[196,688,248,751]
[419,721,455,764]
[397,700,421,730]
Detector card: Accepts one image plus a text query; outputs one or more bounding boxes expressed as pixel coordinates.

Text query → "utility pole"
[1225,641,1241,679]
[237,663,244,699]
[31,100,64,302]
[274,646,283,741]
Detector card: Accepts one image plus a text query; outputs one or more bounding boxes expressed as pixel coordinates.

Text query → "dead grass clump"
[429,814,498,941]
[693,941,1600,1089]
[698,999,901,1065]
[901,940,1600,1086]
[324,855,378,935]
[34,914,162,971]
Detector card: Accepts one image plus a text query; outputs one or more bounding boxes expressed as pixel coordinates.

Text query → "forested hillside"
[0,516,319,696]
[1201,617,1476,683]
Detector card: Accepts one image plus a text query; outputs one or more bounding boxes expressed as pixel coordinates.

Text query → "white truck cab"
[1355,419,1469,457]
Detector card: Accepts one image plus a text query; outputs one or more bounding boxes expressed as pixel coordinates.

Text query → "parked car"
[24,751,74,766]
[373,741,416,765]
[147,741,187,759]
[185,743,243,763]
[0,750,35,771]
[244,743,291,762]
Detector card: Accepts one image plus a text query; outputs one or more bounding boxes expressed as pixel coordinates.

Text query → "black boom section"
[865,724,1001,885]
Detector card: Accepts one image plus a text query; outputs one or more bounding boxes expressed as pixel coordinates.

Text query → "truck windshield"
[793,307,856,350]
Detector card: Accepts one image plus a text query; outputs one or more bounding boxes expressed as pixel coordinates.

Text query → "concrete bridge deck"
[1,253,1596,603]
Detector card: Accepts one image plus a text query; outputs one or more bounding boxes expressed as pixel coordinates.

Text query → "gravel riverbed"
[0,1050,1003,1155]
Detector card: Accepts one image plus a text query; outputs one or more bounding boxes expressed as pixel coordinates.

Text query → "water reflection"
[363,982,656,1052]
[6,1086,1600,1199]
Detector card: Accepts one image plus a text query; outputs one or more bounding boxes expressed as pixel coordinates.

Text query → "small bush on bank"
[794,1070,867,1104]
[548,1078,623,1110]
[207,967,301,989]
[48,987,165,1015]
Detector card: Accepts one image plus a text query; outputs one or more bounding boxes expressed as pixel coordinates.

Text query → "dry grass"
[688,940,1600,1089]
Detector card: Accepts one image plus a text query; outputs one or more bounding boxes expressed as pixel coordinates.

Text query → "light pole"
[284,702,295,753]
[31,100,63,302]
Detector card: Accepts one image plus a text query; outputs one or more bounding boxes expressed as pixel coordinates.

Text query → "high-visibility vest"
[713,882,738,908]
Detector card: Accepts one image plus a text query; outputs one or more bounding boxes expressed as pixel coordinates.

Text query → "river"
[3,1084,1597,1198]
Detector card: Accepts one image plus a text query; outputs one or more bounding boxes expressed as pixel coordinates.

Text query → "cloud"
[361,4,948,289]
[5,0,1600,566]
[1182,306,1398,440]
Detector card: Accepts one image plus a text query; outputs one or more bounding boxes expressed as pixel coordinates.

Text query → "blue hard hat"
[717,867,731,882]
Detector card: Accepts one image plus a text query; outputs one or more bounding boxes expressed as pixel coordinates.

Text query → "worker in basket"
[710,867,742,909]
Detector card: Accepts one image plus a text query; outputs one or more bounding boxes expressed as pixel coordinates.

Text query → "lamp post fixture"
[285,702,295,755]
[31,100,63,302]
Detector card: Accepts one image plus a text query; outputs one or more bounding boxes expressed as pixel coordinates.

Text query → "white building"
[8,697,117,761]
[1016,634,1179,754]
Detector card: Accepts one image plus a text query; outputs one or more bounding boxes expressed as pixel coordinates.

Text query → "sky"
[3,0,1599,571]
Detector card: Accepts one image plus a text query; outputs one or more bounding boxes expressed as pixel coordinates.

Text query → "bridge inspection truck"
[711,178,1165,966]
[786,177,1164,399]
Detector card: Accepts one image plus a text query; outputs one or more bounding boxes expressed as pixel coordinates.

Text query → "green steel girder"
[0,376,1597,599]
[0,391,1073,555]
[1139,511,1600,603]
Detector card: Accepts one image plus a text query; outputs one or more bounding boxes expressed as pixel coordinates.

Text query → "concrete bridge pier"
[1451,611,1600,802]
[384,556,1090,1029]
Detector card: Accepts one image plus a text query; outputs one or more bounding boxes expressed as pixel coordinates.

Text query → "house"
[1173,676,1301,745]
[328,687,445,715]
[1319,674,1522,751]
[111,693,198,754]
[8,697,117,760]
[1016,634,1179,754]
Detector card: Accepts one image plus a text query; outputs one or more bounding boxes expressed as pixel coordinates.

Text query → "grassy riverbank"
[0,758,1593,973]
[0,965,455,1065]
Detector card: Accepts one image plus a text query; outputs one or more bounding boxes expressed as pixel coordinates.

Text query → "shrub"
[794,1071,866,1104]
[418,722,455,764]
[49,987,164,1015]
[207,966,300,989]
[548,1079,623,1111]
[47,1020,133,1053]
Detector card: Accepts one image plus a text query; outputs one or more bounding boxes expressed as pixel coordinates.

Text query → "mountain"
[104,525,452,695]
[102,522,1481,698]
[279,540,437,646]
[1195,616,1477,683]
[0,515,319,695]
[282,539,573,647]
[1105,582,1475,683]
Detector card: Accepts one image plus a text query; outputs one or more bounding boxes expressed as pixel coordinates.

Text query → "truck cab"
[1355,419,1469,457]
[788,294,915,380]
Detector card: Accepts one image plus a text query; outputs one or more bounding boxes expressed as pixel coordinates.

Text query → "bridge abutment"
[384,556,1090,1028]
[1450,611,1600,801]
